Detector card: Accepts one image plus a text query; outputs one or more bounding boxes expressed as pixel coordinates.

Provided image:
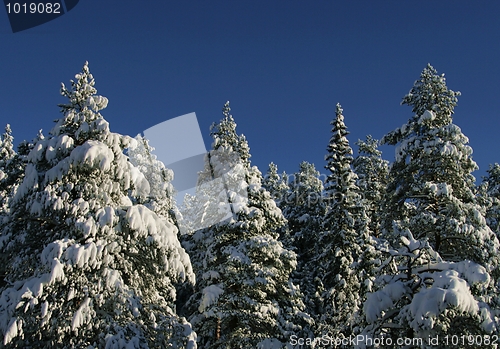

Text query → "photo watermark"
[140,112,248,235]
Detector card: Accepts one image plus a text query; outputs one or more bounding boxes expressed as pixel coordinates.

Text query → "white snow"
[71,297,92,331]
[85,95,109,112]
[70,140,114,172]
[404,269,479,332]
[199,284,224,312]
[418,110,436,124]
[97,206,116,227]
[364,282,407,323]
[3,318,19,345]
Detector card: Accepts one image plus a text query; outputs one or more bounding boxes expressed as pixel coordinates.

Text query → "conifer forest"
[0,62,499,348]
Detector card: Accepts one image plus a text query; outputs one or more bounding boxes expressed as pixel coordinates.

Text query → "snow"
[404,269,479,332]
[103,268,124,291]
[199,284,224,312]
[126,162,150,199]
[41,301,48,318]
[364,282,407,323]
[441,141,458,157]
[85,95,109,111]
[71,297,92,331]
[418,110,436,124]
[97,206,116,227]
[104,331,141,349]
[3,318,19,345]
[65,242,101,269]
[44,159,70,183]
[13,163,38,203]
[76,216,97,238]
[70,140,114,172]
[366,257,496,336]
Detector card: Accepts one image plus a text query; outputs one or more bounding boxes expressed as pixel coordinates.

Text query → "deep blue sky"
[1,1,499,183]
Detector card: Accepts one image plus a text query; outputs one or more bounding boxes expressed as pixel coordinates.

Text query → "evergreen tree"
[307,104,380,342]
[361,224,497,349]
[0,125,16,214]
[280,162,325,270]
[278,161,326,335]
[282,161,325,253]
[262,162,289,207]
[0,62,196,348]
[0,128,43,290]
[353,135,389,237]
[262,162,294,249]
[482,163,500,235]
[381,64,499,269]
[127,134,176,220]
[181,102,311,348]
[372,64,500,345]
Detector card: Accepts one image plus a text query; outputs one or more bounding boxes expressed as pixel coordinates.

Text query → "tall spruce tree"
[0,63,196,348]
[368,64,500,345]
[381,64,500,269]
[262,163,294,249]
[306,104,380,341]
[282,161,325,254]
[279,161,326,335]
[262,162,289,208]
[0,125,16,215]
[353,135,389,237]
[482,163,500,235]
[181,102,311,348]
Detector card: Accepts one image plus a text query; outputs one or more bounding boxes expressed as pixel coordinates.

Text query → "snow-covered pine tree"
[0,62,196,348]
[381,64,500,270]
[308,104,380,341]
[262,162,289,208]
[0,125,20,290]
[0,127,47,290]
[482,163,500,235]
[282,161,325,254]
[0,125,16,214]
[181,102,312,348]
[361,224,497,349]
[277,161,326,335]
[371,64,500,345]
[353,135,389,237]
[262,162,295,250]
[127,134,176,221]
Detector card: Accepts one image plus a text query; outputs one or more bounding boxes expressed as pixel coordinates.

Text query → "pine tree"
[277,161,326,335]
[0,62,196,348]
[262,162,289,207]
[282,161,325,253]
[307,104,379,341]
[127,134,176,220]
[482,163,500,235]
[353,135,389,237]
[361,224,497,349]
[381,64,500,269]
[371,64,500,345]
[0,125,16,214]
[181,102,311,348]
[281,162,325,270]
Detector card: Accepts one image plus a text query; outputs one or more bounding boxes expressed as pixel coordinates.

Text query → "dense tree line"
[0,63,498,348]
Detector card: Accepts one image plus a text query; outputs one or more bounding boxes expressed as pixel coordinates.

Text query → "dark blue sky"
[1,1,499,182]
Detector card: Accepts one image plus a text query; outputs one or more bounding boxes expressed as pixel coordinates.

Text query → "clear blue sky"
[1,1,499,182]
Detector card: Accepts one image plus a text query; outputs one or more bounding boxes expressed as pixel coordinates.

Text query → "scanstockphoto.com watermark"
[263,170,375,208]
[289,334,500,347]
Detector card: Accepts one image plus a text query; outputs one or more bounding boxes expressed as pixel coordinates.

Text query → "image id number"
[5,3,61,14]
